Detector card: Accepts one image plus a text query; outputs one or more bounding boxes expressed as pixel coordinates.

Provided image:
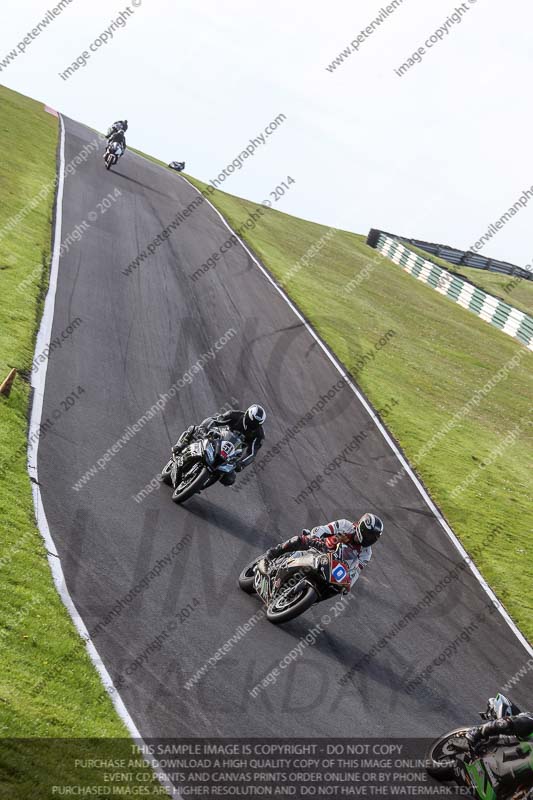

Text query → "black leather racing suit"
[173,410,264,485]
[467,713,533,793]
[106,120,128,138]
[108,130,126,154]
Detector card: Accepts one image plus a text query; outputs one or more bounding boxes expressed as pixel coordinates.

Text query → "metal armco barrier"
[371,233,533,351]
[367,228,532,281]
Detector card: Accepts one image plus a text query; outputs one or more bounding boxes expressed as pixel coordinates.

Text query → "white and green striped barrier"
[376,234,533,351]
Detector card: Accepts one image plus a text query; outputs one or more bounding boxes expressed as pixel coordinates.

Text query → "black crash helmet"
[355,513,384,546]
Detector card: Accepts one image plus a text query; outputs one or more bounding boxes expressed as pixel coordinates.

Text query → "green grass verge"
[129,146,169,170]
[0,85,163,797]
[402,242,533,318]
[186,175,533,643]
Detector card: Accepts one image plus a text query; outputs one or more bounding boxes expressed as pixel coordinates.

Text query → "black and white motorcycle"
[104,140,123,170]
[160,428,243,503]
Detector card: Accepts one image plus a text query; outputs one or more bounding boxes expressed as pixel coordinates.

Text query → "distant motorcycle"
[426,694,532,799]
[104,141,123,171]
[106,122,127,139]
[238,544,353,624]
[168,161,185,172]
[161,427,243,504]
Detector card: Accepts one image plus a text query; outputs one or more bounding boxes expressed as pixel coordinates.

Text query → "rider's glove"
[465,728,482,748]
[266,541,289,561]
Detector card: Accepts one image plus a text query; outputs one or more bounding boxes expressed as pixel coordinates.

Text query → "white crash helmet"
[486,693,518,719]
[243,404,266,431]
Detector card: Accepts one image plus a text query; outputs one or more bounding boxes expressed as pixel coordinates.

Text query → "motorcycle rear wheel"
[426,727,470,780]
[172,465,210,504]
[266,583,317,624]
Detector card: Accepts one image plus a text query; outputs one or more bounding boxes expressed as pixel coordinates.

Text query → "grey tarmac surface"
[38,116,532,742]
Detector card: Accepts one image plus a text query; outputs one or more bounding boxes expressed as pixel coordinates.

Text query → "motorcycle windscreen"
[280,551,318,570]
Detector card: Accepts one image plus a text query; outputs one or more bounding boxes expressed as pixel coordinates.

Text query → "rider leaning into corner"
[261,514,384,591]
[107,127,127,153]
[106,119,128,138]
[172,404,266,486]
[465,696,533,791]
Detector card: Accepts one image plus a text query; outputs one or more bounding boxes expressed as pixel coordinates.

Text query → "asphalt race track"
[38,117,532,743]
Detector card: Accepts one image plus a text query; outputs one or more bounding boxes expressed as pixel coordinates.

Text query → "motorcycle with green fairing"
[427,694,533,799]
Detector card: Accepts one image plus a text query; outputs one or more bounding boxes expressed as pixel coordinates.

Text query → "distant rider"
[263,514,384,591]
[106,120,128,138]
[172,405,266,486]
[466,700,533,792]
[107,128,127,155]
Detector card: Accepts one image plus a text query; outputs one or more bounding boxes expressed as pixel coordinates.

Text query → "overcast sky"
[2,0,532,267]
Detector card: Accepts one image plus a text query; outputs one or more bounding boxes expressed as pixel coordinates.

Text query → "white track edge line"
[27,113,177,799]
[181,175,533,660]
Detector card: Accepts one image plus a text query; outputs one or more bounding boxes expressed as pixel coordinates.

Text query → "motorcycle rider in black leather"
[106,120,128,138]
[172,405,266,486]
[107,128,126,154]
[466,710,533,792]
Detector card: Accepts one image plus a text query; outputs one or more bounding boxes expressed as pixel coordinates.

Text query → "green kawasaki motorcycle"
[427,694,533,799]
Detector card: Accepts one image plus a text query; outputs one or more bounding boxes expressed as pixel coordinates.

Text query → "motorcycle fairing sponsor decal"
[483,761,499,788]
[220,441,235,460]
[331,560,351,586]
[469,759,495,793]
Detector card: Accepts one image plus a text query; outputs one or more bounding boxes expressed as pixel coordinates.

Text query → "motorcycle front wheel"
[426,727,470,780]
[266,582,317,624]
[172,465,211,504]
